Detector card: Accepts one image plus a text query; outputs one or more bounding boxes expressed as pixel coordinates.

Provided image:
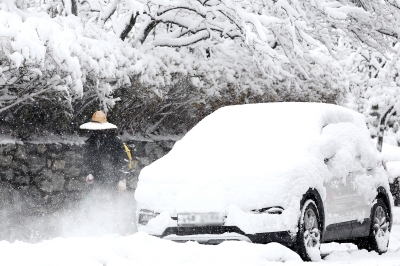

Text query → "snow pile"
[381,143,400,162]
[386,161,400,180]
[135,103,388,234]
[0,136,23,145]
[1,219,400,265]
[381,143,400,181]
[0,233,302,266]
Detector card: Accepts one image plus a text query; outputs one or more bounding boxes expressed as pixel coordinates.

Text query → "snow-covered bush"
[2,0,400,137]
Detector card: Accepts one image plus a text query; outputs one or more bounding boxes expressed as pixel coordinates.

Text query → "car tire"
[294,199,322,261]
[354,198,390,254]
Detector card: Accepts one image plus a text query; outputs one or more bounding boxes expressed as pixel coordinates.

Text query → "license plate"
[177,213,224,226]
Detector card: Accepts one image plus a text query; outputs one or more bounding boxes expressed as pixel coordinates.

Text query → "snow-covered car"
[134,103,393,261]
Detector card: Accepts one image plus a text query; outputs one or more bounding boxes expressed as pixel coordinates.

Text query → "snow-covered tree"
[344,43,400,151]
[2,0,400,136]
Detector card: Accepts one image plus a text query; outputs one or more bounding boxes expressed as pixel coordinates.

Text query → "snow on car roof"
[135,102,380,214]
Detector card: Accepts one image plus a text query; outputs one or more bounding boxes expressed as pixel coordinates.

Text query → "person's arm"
[83,136,96,184]
[113,136,128,191]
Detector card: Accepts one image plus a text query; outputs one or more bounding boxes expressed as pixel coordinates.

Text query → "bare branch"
[139,20,159,44]
[120,13,139,40]
[157,7,206,18]
[71,0,78,16]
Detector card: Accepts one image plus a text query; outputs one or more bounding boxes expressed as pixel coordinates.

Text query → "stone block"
[0,143,16,155]
[52,160,65,170]
[14,175,30,185]
[10,162,29,174]
[0,183,14,207]
[52,174,65,192]
[159,141,175,150]
[64,151,84,167]
[26,156,46,174]
[48,153,61,159]
[64,167,82,177]
[153,146,165,159]
[47,143,63,153]
[0,169,14,181]
[0,155,13,167]
[65,179,85,191]
[144,142,157,155]
[20,164,29,175]
[24,143,37,154]
[138,157,150,166]
[14,145,27,161]
[36,179,52,193]
[37,144,47,154]
[35,169,65,193]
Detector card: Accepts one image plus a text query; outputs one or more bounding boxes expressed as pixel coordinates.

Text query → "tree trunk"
[71,0,78,16]
[377,105,395,152]
[120,14,138,41]
[139,20,158,44]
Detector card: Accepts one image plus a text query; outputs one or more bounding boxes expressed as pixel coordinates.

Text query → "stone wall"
[0,139,175,216]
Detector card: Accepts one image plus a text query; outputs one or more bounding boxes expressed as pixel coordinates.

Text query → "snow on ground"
[0,189,137,243]
[0,207,399,265]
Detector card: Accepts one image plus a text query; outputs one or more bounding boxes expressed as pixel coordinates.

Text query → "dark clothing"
[83,132,127,189]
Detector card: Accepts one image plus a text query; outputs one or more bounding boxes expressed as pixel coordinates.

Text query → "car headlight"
[138,209,159,225]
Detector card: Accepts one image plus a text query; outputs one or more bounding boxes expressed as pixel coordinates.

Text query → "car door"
[323,172,354,241]
[320,123,358,241]
[347,158,373,238]
[320,122,372,241]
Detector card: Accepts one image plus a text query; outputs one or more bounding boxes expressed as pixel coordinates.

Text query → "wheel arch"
[300,188,325,237]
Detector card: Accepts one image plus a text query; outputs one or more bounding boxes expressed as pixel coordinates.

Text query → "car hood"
[135,152,328,215]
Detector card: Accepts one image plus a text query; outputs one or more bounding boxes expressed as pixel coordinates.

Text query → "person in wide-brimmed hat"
[80,111,128,192]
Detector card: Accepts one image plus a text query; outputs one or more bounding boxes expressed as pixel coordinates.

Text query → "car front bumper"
[155,225,295,246]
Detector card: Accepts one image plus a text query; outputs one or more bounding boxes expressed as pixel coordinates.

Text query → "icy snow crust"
[135,103,389,234]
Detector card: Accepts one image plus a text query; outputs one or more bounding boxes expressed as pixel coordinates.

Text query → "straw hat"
[79,111,117,130]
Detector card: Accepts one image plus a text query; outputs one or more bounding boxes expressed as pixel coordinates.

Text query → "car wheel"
[294,199,321,261]
[355,198,390,254]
